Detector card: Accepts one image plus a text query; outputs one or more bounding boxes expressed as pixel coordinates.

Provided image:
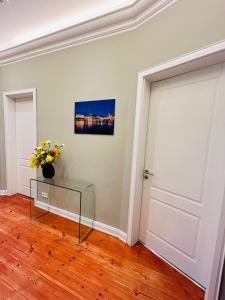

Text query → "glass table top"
[30,176,93,193]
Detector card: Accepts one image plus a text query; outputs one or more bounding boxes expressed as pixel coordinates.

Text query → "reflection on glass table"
[29,176,95,243]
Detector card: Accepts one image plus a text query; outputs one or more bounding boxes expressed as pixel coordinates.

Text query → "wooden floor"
[0,194,205,300]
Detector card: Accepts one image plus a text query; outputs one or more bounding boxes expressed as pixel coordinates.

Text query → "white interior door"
[139,63,225,288]
[16,98,36,197]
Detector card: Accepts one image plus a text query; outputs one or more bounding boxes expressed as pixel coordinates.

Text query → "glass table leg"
[78,191,82,243]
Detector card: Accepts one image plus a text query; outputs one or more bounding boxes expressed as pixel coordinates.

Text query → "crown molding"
[0,0,176,66]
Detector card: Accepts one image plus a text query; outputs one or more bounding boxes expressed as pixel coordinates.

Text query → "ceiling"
[0,0,175,65]
[0,0,136,51]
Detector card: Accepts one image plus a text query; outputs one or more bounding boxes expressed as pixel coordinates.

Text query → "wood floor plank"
[7,290,28,300]
[0,279,16,299]
[0,195,205,300]
[18,276,79,300]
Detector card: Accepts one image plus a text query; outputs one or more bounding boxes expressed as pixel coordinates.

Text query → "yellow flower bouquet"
[30,139,64,178]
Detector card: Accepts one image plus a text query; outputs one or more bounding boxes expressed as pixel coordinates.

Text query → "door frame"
[127,40,225,300]
[3,88,37,196]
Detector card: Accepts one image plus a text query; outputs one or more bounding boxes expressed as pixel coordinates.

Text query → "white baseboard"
[36,200,127,243]
[0,190,8,196]
[118,230,128,243]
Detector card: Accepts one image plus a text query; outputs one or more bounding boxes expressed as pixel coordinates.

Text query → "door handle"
[143,169,154,179]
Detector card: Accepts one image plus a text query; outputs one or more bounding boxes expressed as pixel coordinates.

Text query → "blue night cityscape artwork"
[74,99,115,135]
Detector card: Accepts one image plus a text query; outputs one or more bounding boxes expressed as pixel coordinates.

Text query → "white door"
[16,98,36,197]
[139,63,225,288]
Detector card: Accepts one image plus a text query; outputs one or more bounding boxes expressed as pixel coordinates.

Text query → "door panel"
[139,64,225,288]
[16,98,36,197]
[148,199,199,257]
[152,76,216,202]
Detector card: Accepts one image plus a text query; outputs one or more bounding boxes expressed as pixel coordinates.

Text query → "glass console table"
[29,176,95,243]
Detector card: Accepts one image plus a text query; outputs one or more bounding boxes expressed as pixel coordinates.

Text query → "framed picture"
[74,99,115,135]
